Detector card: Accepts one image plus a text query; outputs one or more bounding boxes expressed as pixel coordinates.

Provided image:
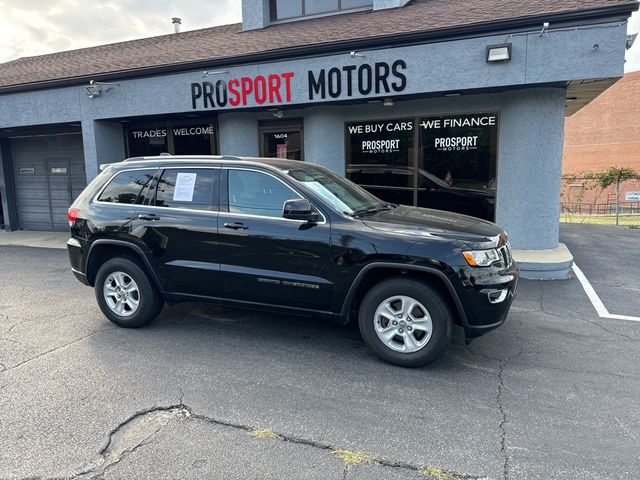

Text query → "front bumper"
[457,263,519,339]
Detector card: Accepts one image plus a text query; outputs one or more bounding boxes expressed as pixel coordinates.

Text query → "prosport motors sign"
[190,60,407,110]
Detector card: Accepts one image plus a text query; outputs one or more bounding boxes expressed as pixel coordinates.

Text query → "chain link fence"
[560,177,640,227]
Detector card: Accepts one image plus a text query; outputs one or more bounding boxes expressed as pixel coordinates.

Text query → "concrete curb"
[0,231,69,250]
[513,243,574,280]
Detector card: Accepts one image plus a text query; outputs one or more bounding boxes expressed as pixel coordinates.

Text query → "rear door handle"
[223,222,248,230]
[138,213,160,221]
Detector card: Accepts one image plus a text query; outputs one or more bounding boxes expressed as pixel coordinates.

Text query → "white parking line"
[572,263,640,322]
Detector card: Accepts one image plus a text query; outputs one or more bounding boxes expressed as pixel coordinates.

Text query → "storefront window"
[418,113,497,191]
[127,126,168,157]
[126,121,217,157]
[345,113,498,221]
[172,124,216,155]
[345,118,415,206]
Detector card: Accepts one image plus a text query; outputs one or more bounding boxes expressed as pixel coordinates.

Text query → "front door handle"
[224,222,248,230]
[138,213,160,221]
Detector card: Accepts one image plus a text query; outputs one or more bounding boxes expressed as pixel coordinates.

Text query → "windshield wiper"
[349,203,397,217]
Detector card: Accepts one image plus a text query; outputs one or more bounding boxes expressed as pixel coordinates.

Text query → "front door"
[259,120,303,160]
[217,167,332,311]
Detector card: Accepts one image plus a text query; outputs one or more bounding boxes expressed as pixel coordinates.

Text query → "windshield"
[285,165,387,216]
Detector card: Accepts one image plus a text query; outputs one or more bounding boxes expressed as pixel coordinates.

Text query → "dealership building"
[0,0,638,278]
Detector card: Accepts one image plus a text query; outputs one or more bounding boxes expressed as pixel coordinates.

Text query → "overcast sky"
[1,1,639,72]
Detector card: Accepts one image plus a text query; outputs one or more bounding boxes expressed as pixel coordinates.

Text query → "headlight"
[462,249,500,267]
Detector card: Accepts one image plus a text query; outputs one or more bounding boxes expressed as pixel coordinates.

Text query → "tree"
[584,167,639,225]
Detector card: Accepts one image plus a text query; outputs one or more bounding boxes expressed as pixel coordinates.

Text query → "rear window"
[154,168,216,210]
[97,169,156,204]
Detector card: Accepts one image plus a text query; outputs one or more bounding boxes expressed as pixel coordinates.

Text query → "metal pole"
[616,178,620,226]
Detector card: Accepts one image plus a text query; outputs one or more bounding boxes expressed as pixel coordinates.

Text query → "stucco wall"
[219,113,260,156]
[242,0,269,30]
[496,88,566,250]
[374,0,411,10]
[297,89,566,249]
[0,20,627,249]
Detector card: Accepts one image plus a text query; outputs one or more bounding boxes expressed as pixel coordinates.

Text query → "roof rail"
[121,154,244,163]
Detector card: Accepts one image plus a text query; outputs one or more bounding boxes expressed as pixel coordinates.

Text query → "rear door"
[92,167,157,237]
[130,166,221,297]
[216,167,332,311]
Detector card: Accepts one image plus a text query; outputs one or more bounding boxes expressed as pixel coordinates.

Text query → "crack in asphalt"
[525,361,640,381]
[6,314,71,334]
[535,281,638,343]
[537,281,544,312]
[0,336,24,346]
[0,328,116,376]
[55,404,483,480]
[542,309,638,342]
[496,351,523,480]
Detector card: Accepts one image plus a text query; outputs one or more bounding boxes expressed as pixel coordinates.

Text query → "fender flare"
[86,239,165,293]
[340,262,468,328]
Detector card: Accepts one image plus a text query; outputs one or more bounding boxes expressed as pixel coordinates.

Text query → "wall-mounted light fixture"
[627,33,638,50]
[86,80,120,99]
[202,70,229,78]
[272,109,285,119]
[486,43,512,63]
[383,98,394,107]
[350,51,365,58]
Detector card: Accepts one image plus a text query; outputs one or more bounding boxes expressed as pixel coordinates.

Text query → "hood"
[362,205,505,246]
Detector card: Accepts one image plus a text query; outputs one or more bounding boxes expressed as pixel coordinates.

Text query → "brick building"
[563,70,640,175]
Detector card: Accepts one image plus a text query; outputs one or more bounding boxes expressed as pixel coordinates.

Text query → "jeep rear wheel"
[95,256,163,328]
[358,277,452,367]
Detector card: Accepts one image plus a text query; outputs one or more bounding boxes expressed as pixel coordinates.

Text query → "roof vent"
[172,17,182,33]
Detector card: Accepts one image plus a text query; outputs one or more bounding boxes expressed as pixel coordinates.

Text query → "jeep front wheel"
[95,256,163,328]
[358,277,452,367]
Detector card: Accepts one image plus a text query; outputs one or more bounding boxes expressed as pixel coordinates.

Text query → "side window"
[228,169,301,217]
[154,169,216,210]
[97,169,155,204]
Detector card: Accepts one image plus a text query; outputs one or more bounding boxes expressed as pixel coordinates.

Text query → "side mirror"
[283,199,321,223]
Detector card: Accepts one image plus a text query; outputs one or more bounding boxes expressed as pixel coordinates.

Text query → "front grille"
[498,243,512,266]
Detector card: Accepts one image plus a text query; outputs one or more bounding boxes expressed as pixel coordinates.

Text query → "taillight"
[67,208,80,226]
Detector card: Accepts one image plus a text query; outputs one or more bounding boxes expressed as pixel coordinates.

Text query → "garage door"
[11,134,86,231]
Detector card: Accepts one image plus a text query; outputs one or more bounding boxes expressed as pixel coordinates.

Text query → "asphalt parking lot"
[0,224,639,480]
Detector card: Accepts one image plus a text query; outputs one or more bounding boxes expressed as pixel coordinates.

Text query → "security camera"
[539,22,550,36]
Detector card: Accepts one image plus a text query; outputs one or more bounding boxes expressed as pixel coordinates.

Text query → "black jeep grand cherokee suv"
[67,156,518,367]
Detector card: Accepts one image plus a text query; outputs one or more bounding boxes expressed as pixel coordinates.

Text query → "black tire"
[358,277,452,367]
[94,256,163,328]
